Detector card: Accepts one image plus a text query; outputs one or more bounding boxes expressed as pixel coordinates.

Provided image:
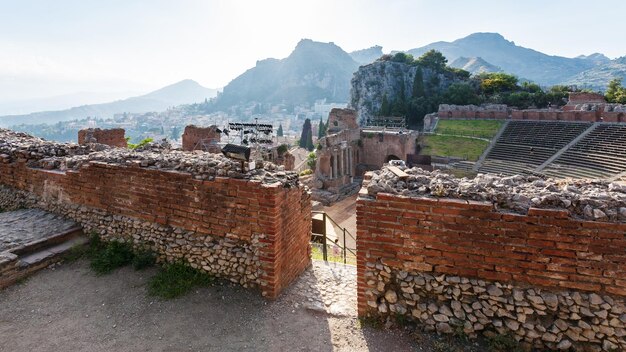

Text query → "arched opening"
[618,113,624,123]
[386,155,401,163]
[447,111,453,118]
[329,155,335,178]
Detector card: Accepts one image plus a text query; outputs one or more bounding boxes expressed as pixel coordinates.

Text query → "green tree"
[170,126,181,140]
[443,83,481,105]
[416,50,447,72]
[391,52,415,64]
[412,67,425,98]
[477,72,519,94]
[606,78,626,103]
[277,123,284,137]
[299,118,314,151]
[306,152,317,170]
[318,117,326,138]
[379,94,391,116]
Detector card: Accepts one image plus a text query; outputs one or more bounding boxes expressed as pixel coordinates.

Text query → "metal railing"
[311,211,356,265]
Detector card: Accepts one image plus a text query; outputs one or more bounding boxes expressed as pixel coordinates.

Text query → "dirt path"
[321,194,358,250]
[0,260,418,352]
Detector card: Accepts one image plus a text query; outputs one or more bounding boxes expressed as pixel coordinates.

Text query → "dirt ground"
[0,260,421,352]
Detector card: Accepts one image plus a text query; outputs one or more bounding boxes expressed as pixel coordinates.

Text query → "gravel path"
[0,260,419,352]
[0,209,78,252]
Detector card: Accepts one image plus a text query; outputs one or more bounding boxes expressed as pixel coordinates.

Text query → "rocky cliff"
[349,60,462,126]
[215,39,359,108]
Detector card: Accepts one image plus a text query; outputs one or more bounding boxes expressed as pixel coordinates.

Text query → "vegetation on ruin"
[307,152,317,170]
[276,144,288,155]
[66,234,157,275]
[126,137,154,150]
[485,333,522,352]
[435,120,503,139]
[148,262,214,299]
[421,135,489,161]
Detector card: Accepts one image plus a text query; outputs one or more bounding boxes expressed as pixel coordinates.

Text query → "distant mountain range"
[404,32,625,89]
[214,39,359,108]
[449,56,502,75]
[349,46,384,64]
[3,33,624,127]
[0,79,218,127]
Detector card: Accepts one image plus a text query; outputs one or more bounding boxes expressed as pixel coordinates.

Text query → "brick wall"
[357,192,626,315]
[182,125,221,151]
[0,158,311,298]
[356,189,626,349]
[78,128,127,147]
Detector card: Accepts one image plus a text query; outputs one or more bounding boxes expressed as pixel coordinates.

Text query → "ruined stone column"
[338,149,344,177]
[348,147,353,176]
[332,152,338,179]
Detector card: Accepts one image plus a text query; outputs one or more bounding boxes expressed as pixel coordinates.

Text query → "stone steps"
[1,222,85,289]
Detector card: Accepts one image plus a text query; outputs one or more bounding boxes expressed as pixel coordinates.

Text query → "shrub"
[89,240,134,275]
[132,248,157,270]
[148,262,214,299]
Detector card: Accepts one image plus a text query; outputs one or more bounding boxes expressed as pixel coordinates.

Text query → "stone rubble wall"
[357,167,626,350]
[0,129,311,298]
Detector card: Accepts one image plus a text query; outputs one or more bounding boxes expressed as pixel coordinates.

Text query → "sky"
[1,0,625,103]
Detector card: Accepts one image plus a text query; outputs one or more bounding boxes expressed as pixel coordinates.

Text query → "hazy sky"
[1,0,625,101]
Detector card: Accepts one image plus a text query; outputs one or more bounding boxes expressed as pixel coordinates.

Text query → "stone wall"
[78,128,127,148]
[567,92,607,106]
[0,129,311,298]
[327,108,359,133]
[359,130,418,169]
[356,167,626,350]
[437,104,626,123]
[182,125,221,152]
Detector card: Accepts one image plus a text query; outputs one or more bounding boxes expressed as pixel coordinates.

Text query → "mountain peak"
[455,32,511,46]
[350,45,384,64]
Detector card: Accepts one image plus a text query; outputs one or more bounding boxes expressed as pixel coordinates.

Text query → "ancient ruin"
[77,128,127,148]
[358,166,626,351]
[313,108,419,204]
[181,124,221,152]
[0,129,310,297]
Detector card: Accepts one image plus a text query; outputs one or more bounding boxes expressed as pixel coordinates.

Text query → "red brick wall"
[0,159,311,298]
[78,128,127,147]
[182,125,221,151]
[356,192,626,315]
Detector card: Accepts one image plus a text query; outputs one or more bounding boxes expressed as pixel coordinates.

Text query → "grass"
[486,334,522,352]
[421,135,489,161]
[435,120,504,139]
[148,262,214,299]
[66,233,156,275]
[66,234,209,299]
[311,243,356,265]
[357,316,383,329]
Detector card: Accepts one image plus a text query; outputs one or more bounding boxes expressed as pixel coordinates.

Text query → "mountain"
[214,39,359,108]
[0,91,140,116]
[575,53,611,65]
[350,46,384,64]
[563,56,626,90]
[404,32,604,86]
[449,56,502,75]
[0,80,218,127]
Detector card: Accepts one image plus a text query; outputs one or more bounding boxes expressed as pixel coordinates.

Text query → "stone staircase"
[0,209,85,289]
